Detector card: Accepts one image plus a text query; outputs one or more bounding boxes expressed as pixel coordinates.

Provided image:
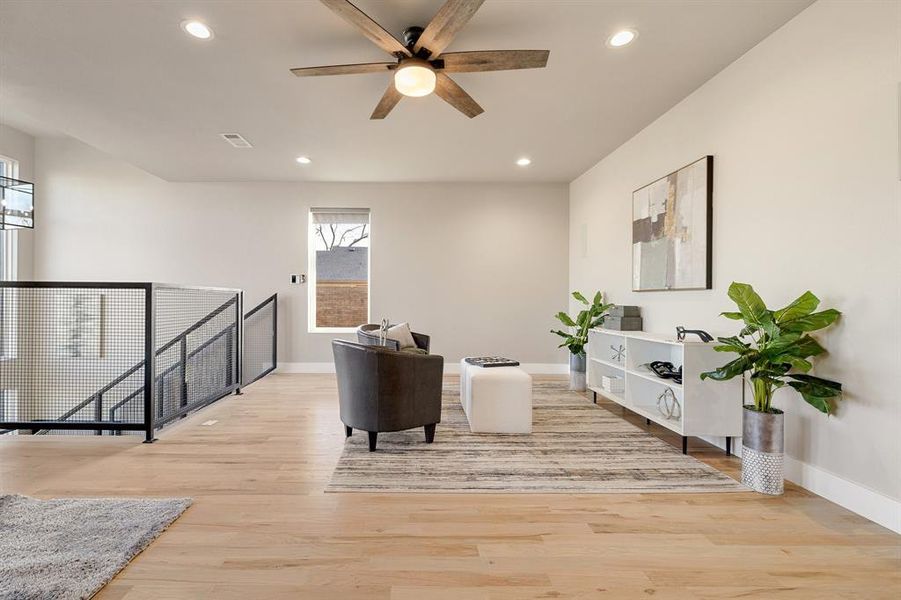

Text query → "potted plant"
[551,291,613,391]
[701,282,842,495]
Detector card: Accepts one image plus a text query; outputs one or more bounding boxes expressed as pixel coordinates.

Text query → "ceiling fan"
[290,0,550,119]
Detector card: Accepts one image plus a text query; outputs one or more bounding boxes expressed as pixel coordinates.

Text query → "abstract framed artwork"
[632,155,713,291]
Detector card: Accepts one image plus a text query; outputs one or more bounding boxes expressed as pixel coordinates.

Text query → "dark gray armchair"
[356,324,431,353]
[332,340,443,451]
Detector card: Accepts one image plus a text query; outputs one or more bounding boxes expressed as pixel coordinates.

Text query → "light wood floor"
[1,374,898,599]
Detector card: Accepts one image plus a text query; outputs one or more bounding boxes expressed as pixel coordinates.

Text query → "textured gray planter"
[741,406,785,495]
[569,353,586,392]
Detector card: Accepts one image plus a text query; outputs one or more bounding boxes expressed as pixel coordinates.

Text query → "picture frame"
[632,155,713,291]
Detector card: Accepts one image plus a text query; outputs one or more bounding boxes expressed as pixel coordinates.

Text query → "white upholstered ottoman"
[459,359,532,433]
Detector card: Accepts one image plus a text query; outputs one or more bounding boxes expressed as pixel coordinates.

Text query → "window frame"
[307,208,371,334]
[0,155,19,361]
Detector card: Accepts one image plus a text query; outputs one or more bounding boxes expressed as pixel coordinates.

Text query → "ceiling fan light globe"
[394,64,437,97]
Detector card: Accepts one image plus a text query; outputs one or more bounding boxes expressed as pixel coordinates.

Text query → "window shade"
[311,208,370,225]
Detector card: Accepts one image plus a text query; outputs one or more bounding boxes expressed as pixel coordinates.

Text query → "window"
[308,208,370,332]
[0,156,19,360]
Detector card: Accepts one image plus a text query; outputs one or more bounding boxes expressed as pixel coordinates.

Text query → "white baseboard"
[277,362,568,375]
[701,435,900,534]
[783,455,901,534]
[277,362,336,373]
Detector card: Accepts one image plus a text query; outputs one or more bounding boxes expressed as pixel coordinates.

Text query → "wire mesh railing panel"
[152,285,240,427]
[0,283,148,434]
[243,294,276,385]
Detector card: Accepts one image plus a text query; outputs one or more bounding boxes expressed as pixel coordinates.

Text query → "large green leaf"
[550,329,570,339]
[774,291,820,323]
[786,378,841,414]
[590,315,607,328]
[758,312,781,339]
[788,357,813,373]
[700,354,754,381]
[592,291,604,307]
[572,291,590,305]
[739,323,760,338]
[781,309,841,333]
[713,336,751,353]
[801,394,833,414]
[555,312,576,327]
[759,333,802,358]
[788,373,842,391]
[576,310,589,326]
[792,335,827,358]
[720,311,744,320]
[728,282,769,325]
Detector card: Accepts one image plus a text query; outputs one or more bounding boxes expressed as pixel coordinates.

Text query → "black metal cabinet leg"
[725,436,731,455]
[424,423,436,443]
[592,391,597,404]
[682,436,688,454]
[345,425,353,438]
[646,418,650,426]
[368,431,378,452]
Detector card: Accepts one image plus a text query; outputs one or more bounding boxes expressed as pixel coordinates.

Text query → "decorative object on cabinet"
[632,156,712,291]
[610,344,626,363]
[551,291,614,392]
[676,326,713,342]
[609,305,640,317]
[606,305,643,331]
[601,375,624,394]
[656,388,681,420]
[700,282,843,495]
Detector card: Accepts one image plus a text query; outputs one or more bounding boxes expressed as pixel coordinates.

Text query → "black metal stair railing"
[0,283,278,440]
[242,294,277,386]
[37,295,238,436]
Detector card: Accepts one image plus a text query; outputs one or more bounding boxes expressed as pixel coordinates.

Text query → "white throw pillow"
[386,322,417,349]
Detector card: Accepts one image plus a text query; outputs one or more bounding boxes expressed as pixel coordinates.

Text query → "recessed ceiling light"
[516,157,532,167]
[181,20,213,40]
[296,156,312,165]
[607,29,637,48]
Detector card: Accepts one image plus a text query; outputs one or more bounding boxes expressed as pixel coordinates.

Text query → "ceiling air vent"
[219,133,253,148]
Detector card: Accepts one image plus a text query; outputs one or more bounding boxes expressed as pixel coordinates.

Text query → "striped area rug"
[326,381,744,493]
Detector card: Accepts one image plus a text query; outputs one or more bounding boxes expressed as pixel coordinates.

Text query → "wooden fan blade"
[319,0,410,57]
[291,62,396,77]
[370,81,402,119]
[440,50,549,73]
[434,72,483,118]
[414,0,485,59]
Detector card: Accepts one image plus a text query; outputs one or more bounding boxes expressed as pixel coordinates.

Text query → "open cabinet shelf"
[587,327,742,454]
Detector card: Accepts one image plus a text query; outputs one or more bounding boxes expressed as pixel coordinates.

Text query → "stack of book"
[601,375,625,394]
[606,305,642,331]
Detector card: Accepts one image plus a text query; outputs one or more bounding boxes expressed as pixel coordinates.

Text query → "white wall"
[0,123,35,278]
[33,136,570,367]
[570,0,901,526]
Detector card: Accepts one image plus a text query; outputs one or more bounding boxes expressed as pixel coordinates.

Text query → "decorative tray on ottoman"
[464,356,520,368]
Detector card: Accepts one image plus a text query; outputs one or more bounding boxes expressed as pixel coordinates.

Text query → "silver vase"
[741,406,784,495]
[569,353,586,392]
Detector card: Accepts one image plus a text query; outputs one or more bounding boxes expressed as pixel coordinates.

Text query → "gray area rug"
[0,495,191,600]
[327,381,744,493]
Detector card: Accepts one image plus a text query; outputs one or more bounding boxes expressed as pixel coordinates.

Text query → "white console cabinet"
[587,328,742,454]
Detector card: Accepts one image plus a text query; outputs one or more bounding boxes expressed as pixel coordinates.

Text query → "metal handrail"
[15,289,240,437]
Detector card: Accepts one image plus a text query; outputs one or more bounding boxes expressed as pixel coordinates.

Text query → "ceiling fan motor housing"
[403,26,425,50]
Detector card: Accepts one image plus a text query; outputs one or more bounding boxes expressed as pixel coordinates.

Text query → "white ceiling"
[0,0,811,183]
